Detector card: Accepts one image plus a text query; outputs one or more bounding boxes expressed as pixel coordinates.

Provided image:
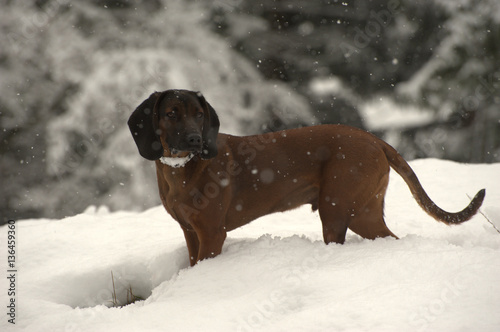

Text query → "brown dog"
[128,89,485,266]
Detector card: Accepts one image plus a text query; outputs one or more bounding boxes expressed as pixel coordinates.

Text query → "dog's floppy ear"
[128,91,164,160]
[197,92,220,159]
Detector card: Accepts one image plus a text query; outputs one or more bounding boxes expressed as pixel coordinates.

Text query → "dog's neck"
[159,153,195,168]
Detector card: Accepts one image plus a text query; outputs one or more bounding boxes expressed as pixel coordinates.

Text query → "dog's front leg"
[196,228,227,263]
[182,227,200,267]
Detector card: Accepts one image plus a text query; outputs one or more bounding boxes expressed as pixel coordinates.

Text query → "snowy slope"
[2,159,500,332]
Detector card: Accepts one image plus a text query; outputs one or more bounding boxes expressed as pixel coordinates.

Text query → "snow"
[159,153,195,168]
[2,159,500,331]
[360,97,436,131]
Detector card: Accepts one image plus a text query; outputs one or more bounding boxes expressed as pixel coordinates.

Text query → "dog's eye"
[165,112,176,119]
[196,112,204,118]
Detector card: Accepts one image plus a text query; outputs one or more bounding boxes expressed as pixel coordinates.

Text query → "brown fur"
[128,90,485,266]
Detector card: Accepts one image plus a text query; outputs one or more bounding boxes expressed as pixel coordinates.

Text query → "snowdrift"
[2,159,500,331]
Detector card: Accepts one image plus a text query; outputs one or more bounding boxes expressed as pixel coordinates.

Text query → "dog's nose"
[187,133,202,147]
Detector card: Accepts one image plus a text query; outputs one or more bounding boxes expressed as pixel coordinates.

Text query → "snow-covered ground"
[2,159,500,331]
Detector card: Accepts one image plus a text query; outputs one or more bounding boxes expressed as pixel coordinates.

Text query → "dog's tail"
[380,141,485,225]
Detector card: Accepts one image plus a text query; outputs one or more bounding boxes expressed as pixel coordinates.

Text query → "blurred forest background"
[1,0,499,221]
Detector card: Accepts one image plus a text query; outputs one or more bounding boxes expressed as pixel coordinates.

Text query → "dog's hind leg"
[319,211,350,244]
[318,186,351,245]
[348,198,398,240]
[348,174,398,240]
[318,161,398,243]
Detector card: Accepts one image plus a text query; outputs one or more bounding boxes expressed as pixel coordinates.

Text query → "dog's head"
[128,89,220,160]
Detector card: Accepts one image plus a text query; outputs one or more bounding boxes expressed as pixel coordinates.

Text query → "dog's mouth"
[170,148,182,156]
[167,135,203,157]
[170,147,201,157]
[161,145,198,168]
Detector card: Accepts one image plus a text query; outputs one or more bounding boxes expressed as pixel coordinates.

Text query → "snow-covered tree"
[1,0,313,219]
